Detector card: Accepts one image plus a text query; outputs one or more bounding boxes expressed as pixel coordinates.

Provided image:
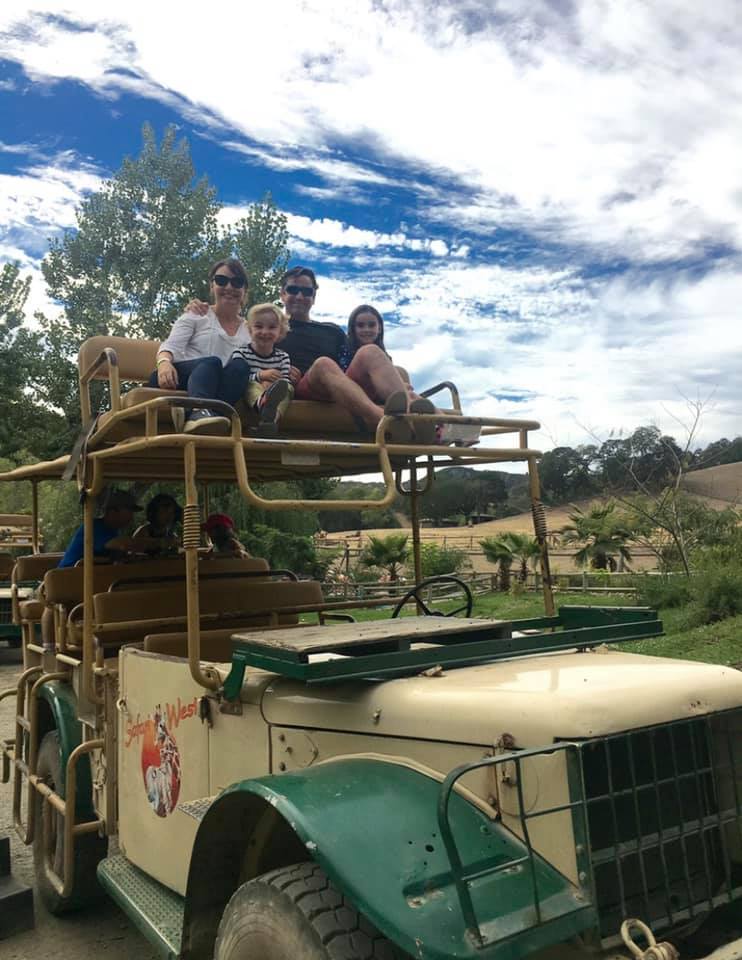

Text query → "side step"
[0,836,34,939]
[97,855,184,960]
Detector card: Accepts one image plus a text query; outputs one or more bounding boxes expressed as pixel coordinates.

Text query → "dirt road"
[0,647,154,960]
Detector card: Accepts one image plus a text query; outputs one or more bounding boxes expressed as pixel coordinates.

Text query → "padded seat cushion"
[19,599,44,621]
[94,579,323,646]
[14,554,64,581]
[44,555,269,607]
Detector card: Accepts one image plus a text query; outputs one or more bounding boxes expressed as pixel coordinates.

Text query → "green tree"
[37,124,222,443]
[359,534,410,582]
[231,193,290,306]
[559,503,633,571]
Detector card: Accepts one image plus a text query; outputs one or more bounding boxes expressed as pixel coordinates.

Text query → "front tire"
[214,861,406,959]
[33,730,108,914]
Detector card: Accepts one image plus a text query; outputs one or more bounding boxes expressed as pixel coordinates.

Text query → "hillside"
[682,461,742,506]
[324,465,742,574]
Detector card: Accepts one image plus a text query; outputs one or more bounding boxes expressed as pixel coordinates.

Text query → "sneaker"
[183,409,230,435]
[257,380,294,428]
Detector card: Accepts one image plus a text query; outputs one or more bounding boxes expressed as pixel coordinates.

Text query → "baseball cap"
[203,513,235,533]
[105,489,142,512]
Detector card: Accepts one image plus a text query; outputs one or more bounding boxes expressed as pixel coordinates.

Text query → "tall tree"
[36,124,223,441]
[231,193,290,306]
[0,264,66,458]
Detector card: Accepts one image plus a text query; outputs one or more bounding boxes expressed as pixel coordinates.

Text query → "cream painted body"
[116,643,742,899]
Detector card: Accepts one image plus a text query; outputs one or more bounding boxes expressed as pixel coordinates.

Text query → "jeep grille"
[581,709,742,941]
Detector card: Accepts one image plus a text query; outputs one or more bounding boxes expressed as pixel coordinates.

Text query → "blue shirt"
[58,518,121,568]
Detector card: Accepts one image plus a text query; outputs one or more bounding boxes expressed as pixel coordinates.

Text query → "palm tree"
[359,534,410,582]
[479,535,515,591]
[503,532,542,582]
[559,503,633,571]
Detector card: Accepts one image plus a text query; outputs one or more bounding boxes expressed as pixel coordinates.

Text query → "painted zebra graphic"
[144,705,182,818]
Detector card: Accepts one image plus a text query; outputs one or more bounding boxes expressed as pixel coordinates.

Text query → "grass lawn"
[334,589,742,668]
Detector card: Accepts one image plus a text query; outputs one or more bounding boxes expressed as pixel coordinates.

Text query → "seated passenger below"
[58,489,170,568]
[132,494,182,556]
[229,303,294,434]
[151,258,253,436]
[203,513,249,559]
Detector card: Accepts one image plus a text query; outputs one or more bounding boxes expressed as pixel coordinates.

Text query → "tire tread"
[215,861,406,959]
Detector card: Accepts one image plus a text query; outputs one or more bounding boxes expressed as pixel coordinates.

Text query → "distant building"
[468,513,496,525]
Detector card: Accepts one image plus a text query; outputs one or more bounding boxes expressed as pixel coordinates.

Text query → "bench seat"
[96,579,324,649]
[79,335,450,445]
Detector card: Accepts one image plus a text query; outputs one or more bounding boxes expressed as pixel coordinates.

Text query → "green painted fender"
[38,680,95,819]
[185,758,597,960]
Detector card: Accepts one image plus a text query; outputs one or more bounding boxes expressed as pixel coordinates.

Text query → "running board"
[97,855,184,960]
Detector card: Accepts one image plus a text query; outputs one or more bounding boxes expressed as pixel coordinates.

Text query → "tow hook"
[621,919,679,960]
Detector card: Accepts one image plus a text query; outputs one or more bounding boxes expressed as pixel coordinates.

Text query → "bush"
[687,559,742,625]
[634,574,692,610]
[416,543,469,578]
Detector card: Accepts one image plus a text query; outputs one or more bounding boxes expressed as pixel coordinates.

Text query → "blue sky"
[2,1,742,456]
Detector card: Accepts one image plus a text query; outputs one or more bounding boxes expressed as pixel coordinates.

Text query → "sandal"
[409,398,437,444]
[384,390,409,416]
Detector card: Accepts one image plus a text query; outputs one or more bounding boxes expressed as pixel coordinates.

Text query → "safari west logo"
[125,697,198,818]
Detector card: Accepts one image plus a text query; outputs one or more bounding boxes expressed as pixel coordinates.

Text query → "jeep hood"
[260,649,742,745]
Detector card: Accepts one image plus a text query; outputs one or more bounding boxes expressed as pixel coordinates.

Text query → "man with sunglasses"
[280,266,433,435]
[153,259,253,434]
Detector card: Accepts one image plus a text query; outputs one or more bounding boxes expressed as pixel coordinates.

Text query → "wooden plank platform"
[231,616,507,660]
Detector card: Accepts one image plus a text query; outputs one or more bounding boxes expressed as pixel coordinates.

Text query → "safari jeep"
[1,336,741,960]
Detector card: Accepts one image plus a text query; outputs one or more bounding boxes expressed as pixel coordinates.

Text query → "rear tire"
[214,861,406,959]
[33,730,108,914]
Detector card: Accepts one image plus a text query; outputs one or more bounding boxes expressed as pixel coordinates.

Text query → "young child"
[231,303,294,434]
[203,513,249,558]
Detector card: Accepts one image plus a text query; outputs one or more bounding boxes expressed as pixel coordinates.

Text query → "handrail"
[420,380,461,412]
[436,743,593,947]
[79,346,121,425]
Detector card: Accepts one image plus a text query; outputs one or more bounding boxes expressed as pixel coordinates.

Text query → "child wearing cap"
[203,513,250,559]
[230,303,294,434]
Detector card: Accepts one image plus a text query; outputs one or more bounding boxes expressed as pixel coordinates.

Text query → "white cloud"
[2,1,742,451]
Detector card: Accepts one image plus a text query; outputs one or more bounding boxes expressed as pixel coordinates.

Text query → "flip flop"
[409,397,437,444]
[383,390,409,416]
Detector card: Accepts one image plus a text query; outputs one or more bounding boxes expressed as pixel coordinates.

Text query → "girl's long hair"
[348,304,386,355]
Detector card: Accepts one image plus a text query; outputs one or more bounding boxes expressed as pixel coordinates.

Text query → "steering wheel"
[391,575,473,619]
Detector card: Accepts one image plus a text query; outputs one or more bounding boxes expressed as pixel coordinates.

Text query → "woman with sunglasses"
[151,259,253,434]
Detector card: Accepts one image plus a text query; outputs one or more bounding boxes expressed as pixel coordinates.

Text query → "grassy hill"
[682,461,742,506]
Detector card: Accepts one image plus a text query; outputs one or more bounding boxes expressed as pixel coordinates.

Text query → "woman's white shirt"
[159,309,251,366]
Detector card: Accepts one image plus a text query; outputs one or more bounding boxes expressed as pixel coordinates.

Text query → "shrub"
[634,574,692,610]
[416,543,469,578]
[687,559,742,625]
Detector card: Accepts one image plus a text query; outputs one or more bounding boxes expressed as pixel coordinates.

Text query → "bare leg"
[304,358,384,428]
[345,345,409,404]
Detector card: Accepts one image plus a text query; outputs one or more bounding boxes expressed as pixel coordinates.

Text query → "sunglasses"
[285,284,315,297]
[212,274,246,289]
